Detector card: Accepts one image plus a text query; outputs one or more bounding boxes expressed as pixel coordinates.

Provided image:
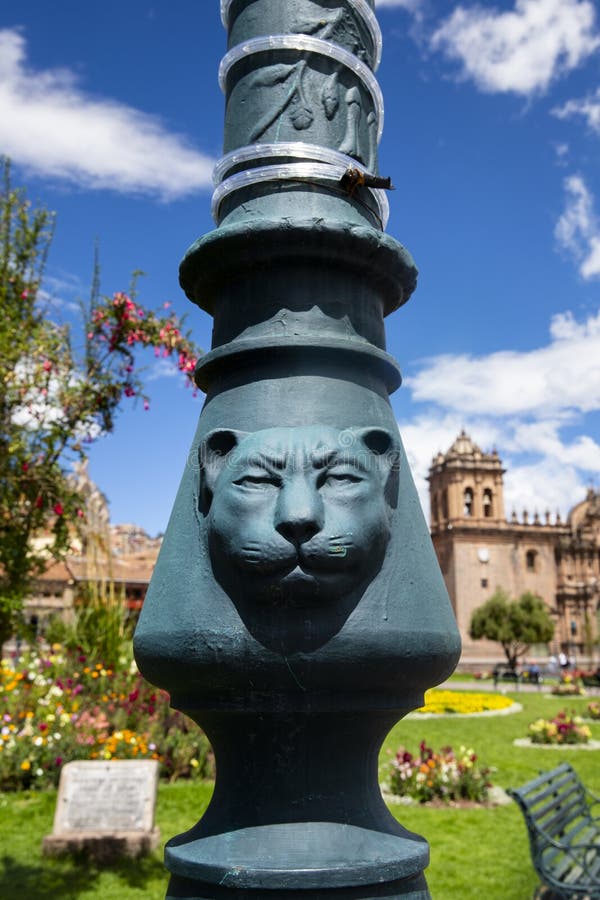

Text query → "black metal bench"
[508,763,600,899]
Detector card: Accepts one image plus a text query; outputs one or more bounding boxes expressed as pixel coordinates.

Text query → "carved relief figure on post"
[199,425,399,607]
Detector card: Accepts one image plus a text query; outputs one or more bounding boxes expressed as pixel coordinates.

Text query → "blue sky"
[2,0,600,535]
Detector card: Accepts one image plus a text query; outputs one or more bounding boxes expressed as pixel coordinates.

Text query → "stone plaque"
[43,760,160,860]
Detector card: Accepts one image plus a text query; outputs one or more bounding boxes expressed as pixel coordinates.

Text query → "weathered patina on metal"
[134,2,461,897]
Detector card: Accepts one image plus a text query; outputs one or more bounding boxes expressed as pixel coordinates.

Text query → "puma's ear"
[199,429,247,511]
[352,427,401,508]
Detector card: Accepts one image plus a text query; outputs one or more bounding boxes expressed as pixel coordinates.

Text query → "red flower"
[53,502,64,516]
[22,461,29,472]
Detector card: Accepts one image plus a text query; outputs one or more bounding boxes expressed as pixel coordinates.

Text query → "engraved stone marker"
[43,760,160,861]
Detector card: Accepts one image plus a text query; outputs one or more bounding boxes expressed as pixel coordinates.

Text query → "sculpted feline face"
[199,425,399,607]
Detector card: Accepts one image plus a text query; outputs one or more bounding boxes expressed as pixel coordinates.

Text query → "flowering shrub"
[388,741,493,804]
[0,645,213,791]
[588,701,600,721]
[551,678,585,696]
[88,293,199,404]
[416,689,513,715]
[528,710,591,745]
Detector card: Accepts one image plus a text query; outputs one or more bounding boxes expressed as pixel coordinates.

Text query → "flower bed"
[551,678,585,696]
[0,646,214,791]
[388,741,493,804]
[528,710,591,745]
[415,689,514,716]
[587,701,600,721]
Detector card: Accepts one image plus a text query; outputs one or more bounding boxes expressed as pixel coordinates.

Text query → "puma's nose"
[275,478,323,545]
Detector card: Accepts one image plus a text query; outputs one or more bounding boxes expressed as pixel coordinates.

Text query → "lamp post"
[134,2,461,897]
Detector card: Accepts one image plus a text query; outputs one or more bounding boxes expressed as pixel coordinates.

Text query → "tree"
[469,588,555,670]
[0,161,201,645]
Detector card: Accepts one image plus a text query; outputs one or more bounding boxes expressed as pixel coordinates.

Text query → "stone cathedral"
[428,431,600,665]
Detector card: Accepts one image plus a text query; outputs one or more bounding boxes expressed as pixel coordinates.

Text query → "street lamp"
[135,3,461,897]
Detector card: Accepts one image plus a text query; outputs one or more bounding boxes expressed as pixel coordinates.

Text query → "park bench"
[508,763,600,899]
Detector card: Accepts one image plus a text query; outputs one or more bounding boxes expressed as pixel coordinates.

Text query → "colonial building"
[25,463,161,633]
[428,431,600,664]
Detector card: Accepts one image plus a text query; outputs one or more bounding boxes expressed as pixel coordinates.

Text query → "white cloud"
[399,305,600,521]
[430,0,600,96]
[375,0,423,9]
[508,420,600,470]
[555,175,600,279]
[406,307,600,417]
[503,458,587,519]
[554,87,600,133]
[0,29,214,199]
[146,357,181,381]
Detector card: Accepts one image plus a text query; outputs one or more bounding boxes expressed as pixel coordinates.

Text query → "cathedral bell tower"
[428,430,506,533]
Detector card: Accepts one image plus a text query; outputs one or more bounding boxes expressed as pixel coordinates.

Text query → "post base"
[167,871,430,899]
[165,821,430,899]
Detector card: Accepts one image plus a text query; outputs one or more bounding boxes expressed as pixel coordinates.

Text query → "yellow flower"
[20,760,31,771]
[417,690,513,715]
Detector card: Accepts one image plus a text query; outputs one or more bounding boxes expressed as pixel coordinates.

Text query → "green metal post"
[134,2,461,897]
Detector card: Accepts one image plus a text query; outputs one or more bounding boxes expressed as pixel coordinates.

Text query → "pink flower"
[42,360,52,372]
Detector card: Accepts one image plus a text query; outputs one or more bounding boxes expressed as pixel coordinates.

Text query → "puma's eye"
[234,473,279,489]
[321,470,363,487]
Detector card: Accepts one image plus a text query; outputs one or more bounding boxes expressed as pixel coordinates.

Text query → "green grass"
[0,691,598,899]
[383,690,600,899]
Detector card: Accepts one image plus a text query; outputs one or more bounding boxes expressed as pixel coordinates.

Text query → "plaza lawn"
[0,691,598,899]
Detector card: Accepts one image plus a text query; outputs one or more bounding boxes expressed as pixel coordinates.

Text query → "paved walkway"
[441,678,600,695]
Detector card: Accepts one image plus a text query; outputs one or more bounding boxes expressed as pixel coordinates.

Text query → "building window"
[481,578,488,589]
[483,488,493,518]
[463,488,474,517]
[442,489,448,520]
[526,549,537,572]
[432,495,439,524]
